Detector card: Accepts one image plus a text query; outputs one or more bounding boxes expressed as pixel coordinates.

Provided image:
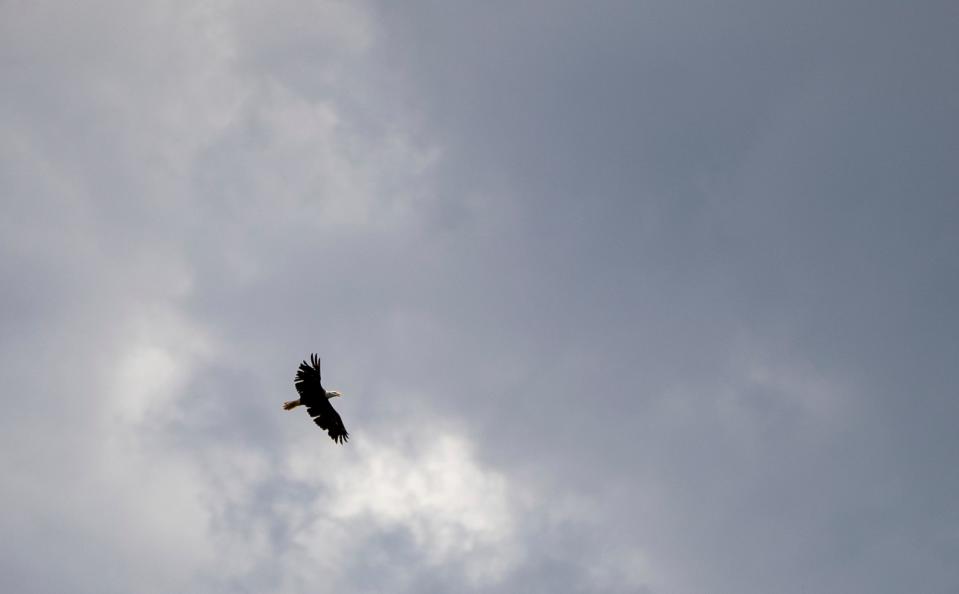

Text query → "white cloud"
[325,433,521,583]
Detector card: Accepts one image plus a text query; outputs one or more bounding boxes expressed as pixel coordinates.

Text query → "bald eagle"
[283,354,349,444]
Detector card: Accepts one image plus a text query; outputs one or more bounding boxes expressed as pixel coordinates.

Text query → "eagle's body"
[283,354,349,444]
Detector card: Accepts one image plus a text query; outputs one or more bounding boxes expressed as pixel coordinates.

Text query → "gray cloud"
[2,1,957,593]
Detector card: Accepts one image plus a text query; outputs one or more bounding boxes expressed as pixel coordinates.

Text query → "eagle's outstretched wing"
[294,353,323,398]
[307,398,350,444]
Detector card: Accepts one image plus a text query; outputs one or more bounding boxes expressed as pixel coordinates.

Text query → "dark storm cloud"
[2,1,957,593]
[350,2,959,591]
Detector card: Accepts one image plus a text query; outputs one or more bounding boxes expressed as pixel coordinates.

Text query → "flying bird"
[283,354,349,444]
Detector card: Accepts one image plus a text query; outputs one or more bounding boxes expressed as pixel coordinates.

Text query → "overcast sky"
[2,1,958,593]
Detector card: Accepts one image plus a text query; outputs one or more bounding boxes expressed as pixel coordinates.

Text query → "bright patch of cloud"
[283,428,522,586]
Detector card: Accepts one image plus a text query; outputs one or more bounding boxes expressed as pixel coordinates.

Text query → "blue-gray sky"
[2,1,957,592]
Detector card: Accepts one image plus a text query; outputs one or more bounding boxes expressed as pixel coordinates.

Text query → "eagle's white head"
[327,390,343,398]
